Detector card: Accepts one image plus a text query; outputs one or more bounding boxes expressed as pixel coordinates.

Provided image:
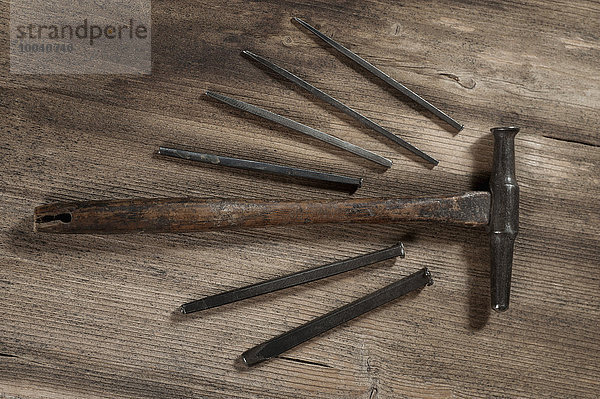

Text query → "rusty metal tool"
[242,50,439,166]
[157,147,363,192]
[180,242,404,314]
[33,127,520,311]
[293,18,464,132]
[206,91,392,168]
[241,267,433,366]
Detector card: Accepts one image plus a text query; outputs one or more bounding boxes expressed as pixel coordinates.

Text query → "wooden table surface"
[1,0,599,398]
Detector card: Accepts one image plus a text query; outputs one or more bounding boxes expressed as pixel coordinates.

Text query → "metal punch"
[157,147,363,193]
[242,267,433,366]
[179,243,434,365]
[200,16,465,185]
[181,243,405,314]
[242,50,439,166]
[206,91,392,168]
[294,18,463,132]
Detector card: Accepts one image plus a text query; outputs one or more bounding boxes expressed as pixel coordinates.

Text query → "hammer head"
[488,127,520,311]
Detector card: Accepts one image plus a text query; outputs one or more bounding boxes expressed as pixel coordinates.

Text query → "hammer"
[34,127,520,311]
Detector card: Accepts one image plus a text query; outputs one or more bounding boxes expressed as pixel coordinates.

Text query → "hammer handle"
[34,192,490,234]
[489,127,520,311]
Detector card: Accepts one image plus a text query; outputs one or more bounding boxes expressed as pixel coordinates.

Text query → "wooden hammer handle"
[33,192,490,234]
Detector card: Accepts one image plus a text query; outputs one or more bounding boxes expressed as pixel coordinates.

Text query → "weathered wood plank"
[1,0,599,398]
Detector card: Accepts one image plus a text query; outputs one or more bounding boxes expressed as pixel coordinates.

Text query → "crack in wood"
[276,355,333,368]
[542,135,599,148]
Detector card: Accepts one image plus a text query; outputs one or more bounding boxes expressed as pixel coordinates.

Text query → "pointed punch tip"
[179,298,212,314]
[234,354,251,370]
[239,344,267,367]
[241,355,250,367]
[424,268,434,286]
[242,50,263,63]
[293,17,313,29]
[206,90,225,101]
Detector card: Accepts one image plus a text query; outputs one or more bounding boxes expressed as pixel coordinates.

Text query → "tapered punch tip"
[240,353,252,367]
[240,343,268,367]
[234,354,252,369]
[293,17,309,26]
[157,147,173,157]
[205,90,222,99]
[423,268,434,286]
[398,242,405,258]
[241,50,263,64]
[180,298,210,314]
[238,353,258,368]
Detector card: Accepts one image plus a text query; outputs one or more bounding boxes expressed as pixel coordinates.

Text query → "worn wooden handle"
[33,192,490,234]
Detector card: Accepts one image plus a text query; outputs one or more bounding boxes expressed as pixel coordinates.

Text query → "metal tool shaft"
[243,50,438,165]
[206,91,392,168]
[157,147,362,192]
[488,127,520,311]
[294,18,463,131]
[180,243,405,314]
[241,267,433,366]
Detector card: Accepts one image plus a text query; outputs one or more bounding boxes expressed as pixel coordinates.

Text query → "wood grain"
[1,0,599,398]
[32,192,490,233]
